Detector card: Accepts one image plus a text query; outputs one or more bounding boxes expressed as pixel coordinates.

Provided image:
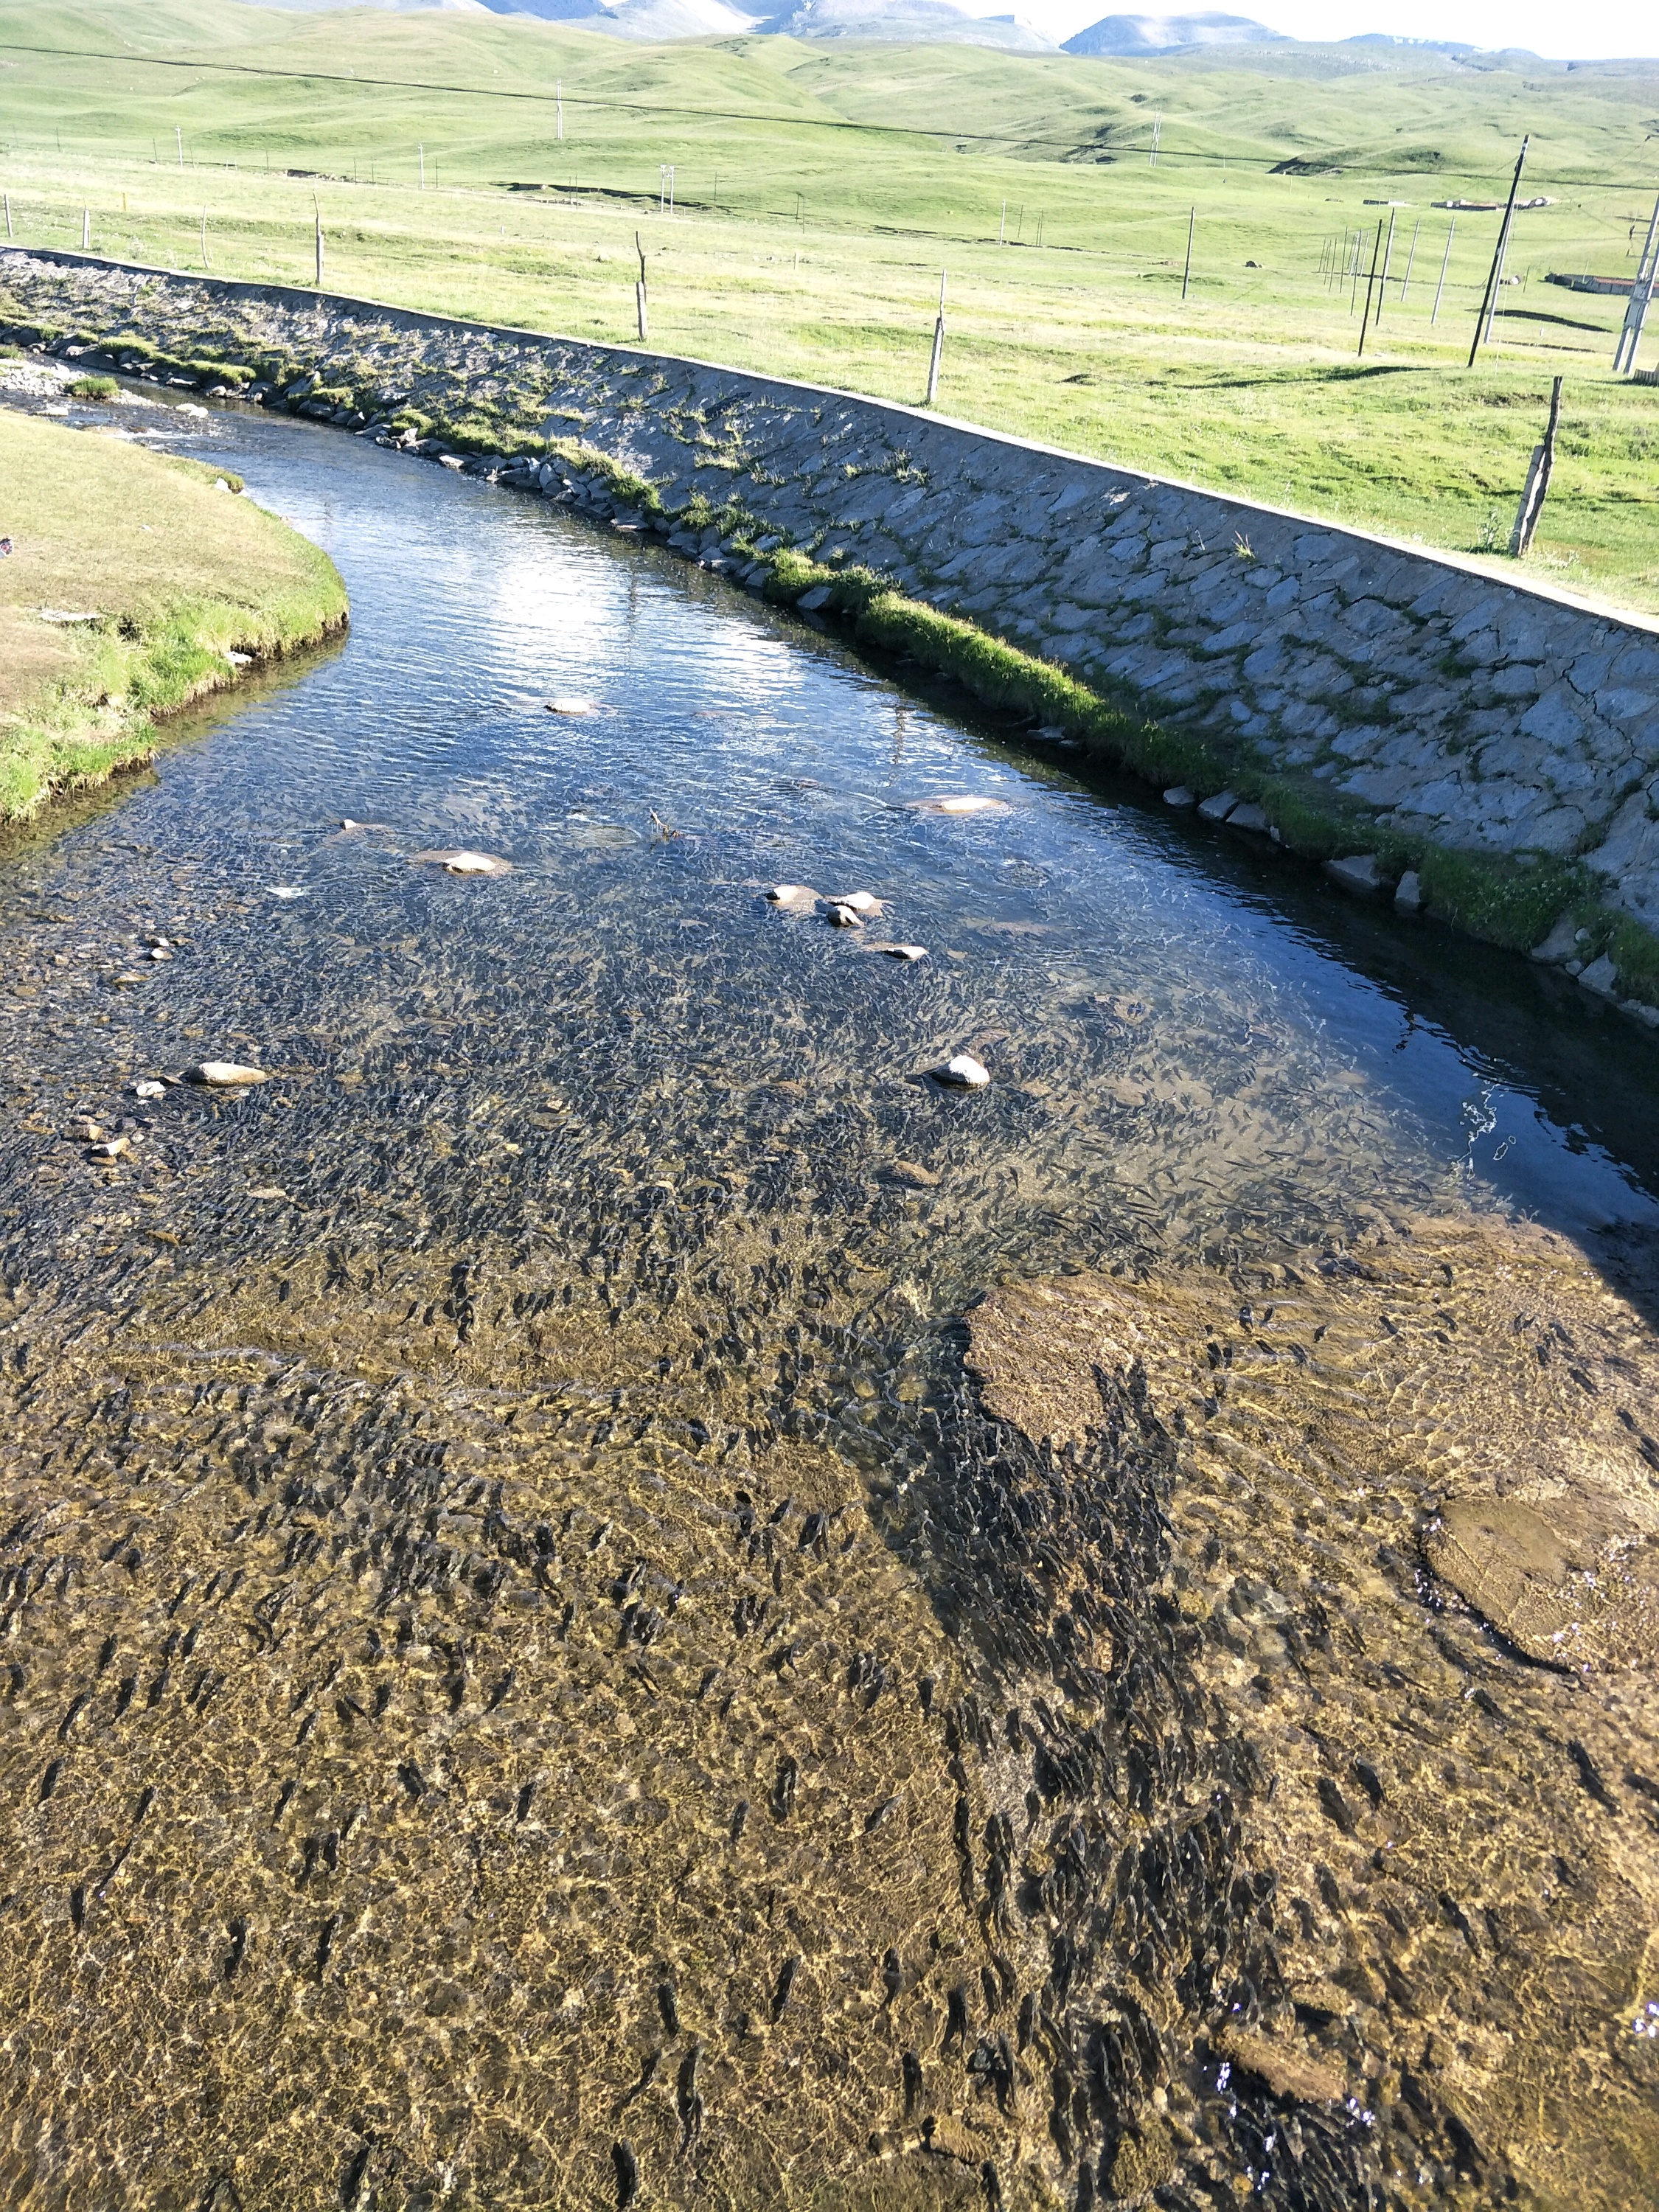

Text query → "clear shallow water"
[2,400,1658,2212]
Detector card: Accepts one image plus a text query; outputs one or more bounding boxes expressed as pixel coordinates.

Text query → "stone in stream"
[68,1118,104,1144]
[928,1053,991,1088]
[907,794,1009,817]
[408,849,513,876]
[765,884,818,911]
[87,1136,132,1161]
[130,1081,164,1100]
[866,942,928,961]
[186,1061,271,1088]
[1395,869,1424,914]
[266,886,307,901]
[544,697,599,716]
[826,902,864,929]
[827,891,884,916]
[1196,789,1238,822]
[1164,786,1196,807]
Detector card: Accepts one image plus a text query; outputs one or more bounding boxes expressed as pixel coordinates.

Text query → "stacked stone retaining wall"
[5,245,1658,1017]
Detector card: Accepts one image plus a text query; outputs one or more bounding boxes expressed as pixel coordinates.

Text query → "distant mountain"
[479,0,757,29]
[751,0,1057,47]
[1062,10,1281,55]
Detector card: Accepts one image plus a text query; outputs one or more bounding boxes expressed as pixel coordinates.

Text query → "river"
[1,394,1656,2211]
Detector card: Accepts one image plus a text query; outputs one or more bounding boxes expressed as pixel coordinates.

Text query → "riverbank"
[0,397,347,820]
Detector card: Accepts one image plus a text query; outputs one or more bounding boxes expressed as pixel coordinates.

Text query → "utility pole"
[925,268,946,405]
[1399,214,1421,302]
[1613,189,1659,375]
[1431,218,1455,325]
[1374,205,1397,321]
[1469,133,1529,366]
[4,194,11,242]
[1357,218,1384,356]
[1350,228,1364,313]
[1182,204,1194,300]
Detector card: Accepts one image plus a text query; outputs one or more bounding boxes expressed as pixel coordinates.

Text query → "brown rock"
[1214,2024,1345,2105]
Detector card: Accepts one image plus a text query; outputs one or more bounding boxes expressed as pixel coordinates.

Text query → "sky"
[986,0,1659,60]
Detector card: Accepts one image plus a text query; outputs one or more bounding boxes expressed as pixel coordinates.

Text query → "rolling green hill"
[2,0,1657,607]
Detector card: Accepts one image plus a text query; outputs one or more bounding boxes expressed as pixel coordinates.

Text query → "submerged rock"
[186,1061,270,1087]
[908,794,1009,817]
[1164,786,1195,807]
[929,1053,991,1088]
[765,884,818,911]
[827,891,883,916]
[1214,2025,1345,2105]
[1424,1497,1659,1672]
[544,697,599,716]
[409,849,513,876]
[867,942,928,961]
[826,902,864,929]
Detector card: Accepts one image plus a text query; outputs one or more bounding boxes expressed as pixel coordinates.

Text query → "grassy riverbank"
[1,0,1657,610]
[0,405,347,818]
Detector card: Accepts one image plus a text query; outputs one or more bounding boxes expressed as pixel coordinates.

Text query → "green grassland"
[0,404,347,817]
[2,0,1658,608]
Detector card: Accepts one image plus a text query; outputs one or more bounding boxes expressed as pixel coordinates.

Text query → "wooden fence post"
[1509,375,1562,554]
[925,269,946,405]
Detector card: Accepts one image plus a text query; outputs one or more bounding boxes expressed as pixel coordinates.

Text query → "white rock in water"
[826,902,864,928]
[908,794,1009,816]
[410,849,513,876]
[267,885,307,900]
[931,1053,991,1088]
[1394,869,1424,914]
[827,891,883,914]
[1197,789,1238,822]
[1164,786,1195,807]
[871,942,928,961]
[766,884,818,909]
[187,1061,271,1087]
[131,1080,164,1099]
[88,1136,132,1161]
[545,697,599,716]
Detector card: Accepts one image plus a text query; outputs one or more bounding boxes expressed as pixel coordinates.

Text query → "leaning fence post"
[636,231,648,341]
[1182,205,1194,301]
[1510,375,1562,554]
[314,198,324,288]
[925,268,946,404]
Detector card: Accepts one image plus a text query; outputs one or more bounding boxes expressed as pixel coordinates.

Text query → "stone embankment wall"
[5,246,1659,1015]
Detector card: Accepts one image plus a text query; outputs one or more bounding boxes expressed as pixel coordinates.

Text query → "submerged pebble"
[866,942,928,962]
[545,697,600,716]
